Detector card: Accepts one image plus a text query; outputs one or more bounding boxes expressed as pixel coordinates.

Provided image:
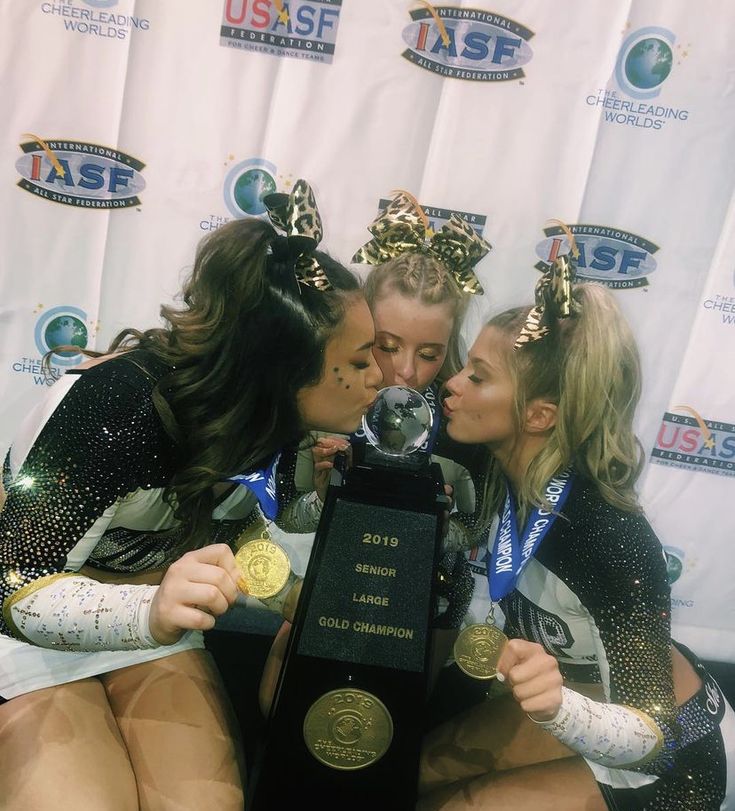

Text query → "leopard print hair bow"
[514,221,580,349]
[351,190,489,295]
[263,179,332,292]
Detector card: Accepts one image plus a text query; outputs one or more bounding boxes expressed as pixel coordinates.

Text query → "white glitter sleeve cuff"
[5,574,160,651]
[531,686,663,768]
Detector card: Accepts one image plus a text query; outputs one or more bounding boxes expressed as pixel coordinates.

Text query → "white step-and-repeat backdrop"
[1,0,733,660]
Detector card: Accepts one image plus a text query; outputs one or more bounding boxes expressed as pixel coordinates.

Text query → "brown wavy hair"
[56,218,361,543]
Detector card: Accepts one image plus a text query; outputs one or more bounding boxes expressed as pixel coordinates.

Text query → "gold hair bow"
[351,190,489,295]
[263,179,332,291]
[514,221,580,349]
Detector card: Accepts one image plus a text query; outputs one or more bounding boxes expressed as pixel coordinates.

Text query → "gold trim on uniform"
[2,572,79,642]
[620,704,665,766]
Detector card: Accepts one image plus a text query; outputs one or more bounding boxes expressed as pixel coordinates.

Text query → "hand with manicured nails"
[149,544,241,645]
[496,638,563,722]
[312,436,351,502]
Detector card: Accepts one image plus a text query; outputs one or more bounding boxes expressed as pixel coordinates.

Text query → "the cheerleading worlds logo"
[535,224,659,289]
[12,305,95,387]
[402,7,534,82]
[377,198,487,238]
[39,0,150,40]
[16,135,145,209]
[220,0,342,64]
[586,26,690,130]
[651,405,735,477]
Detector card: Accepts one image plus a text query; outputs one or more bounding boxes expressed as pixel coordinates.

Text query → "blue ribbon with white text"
[488,469,574,601]
[229,451,282,521]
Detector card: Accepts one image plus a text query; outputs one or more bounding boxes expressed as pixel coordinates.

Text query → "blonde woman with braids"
[274,193,494,632]
[258,195,494,719]
[418,245,735,809]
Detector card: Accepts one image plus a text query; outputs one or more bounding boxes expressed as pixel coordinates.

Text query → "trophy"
[247,386,449,810]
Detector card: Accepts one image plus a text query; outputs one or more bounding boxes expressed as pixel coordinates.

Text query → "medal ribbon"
[350,383,442,456]
[229,451,282,520]
[487,469,574,601]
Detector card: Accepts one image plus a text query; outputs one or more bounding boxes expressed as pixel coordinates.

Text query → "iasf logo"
[377,198,487,238]
[200,157,281,232]
[535,224,659,290]
[652,405,735,477]
[220,0,342,64]
[12,305,94,387]
[586,26,690,130]
[40,0,151,40]
[402,7,533,81]
[16,136,145,209]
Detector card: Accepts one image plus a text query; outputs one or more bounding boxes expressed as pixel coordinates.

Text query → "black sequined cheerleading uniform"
[500,477,735,810]
[275,417,491,630]
[0,351,262,699]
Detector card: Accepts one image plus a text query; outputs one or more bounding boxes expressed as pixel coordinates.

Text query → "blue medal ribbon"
[351,383,442,455]
[229,451,282,520]
[487,469,574,601]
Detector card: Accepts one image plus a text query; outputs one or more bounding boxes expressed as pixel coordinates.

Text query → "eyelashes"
[376,345,441,362]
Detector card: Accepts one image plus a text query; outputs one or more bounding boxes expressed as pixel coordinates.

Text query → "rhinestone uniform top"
[500,477,730,806]
[0,350,259,639]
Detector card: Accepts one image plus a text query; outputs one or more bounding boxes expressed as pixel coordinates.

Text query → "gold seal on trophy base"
[453,623,508,680]
[235,538,291,599]
[303,688,393,771]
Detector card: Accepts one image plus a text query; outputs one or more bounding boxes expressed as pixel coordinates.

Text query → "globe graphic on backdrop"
[233,168,277,216]
[362,386,433,457]
[45,315,88,357]
[625,38,672,89]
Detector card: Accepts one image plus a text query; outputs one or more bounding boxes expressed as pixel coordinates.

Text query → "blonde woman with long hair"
[418,241,735,810]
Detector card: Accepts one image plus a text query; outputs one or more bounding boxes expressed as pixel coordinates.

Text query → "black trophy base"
[248,459,447,810]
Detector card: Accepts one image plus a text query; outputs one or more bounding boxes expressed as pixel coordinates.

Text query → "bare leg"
[0,679,139,811]
[417,756,607,811]
[419,692,575,794]
[100,649,245,811]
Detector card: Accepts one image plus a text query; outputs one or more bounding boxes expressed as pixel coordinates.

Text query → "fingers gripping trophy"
[246,386,450,811]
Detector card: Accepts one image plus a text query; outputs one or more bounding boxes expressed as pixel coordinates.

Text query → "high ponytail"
[479,282,644,525]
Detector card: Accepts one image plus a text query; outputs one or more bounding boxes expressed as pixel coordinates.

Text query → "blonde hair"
[480,283,644,526]
[363,252,469,383]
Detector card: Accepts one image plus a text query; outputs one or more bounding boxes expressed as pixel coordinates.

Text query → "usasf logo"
[402,7,533,82]
[12,305,93,387]
[536,224,659,289]
[377,198,487,238]
[586,26,689,130]
[16,136,145,209]
[220,0,342,64]
[652,405,735,477]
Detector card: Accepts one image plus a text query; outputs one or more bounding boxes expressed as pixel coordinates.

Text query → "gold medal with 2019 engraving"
[235,538,291,599]
[454,623,508,680]
[303,688,393,770]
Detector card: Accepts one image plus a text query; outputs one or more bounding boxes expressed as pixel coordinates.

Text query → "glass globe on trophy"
[361,385,433,458]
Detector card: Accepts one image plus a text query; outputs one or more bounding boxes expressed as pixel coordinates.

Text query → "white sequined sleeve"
[3,573,160,651]
[532,686,663,768]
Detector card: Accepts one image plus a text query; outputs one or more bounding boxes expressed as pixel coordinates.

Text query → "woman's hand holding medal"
[149,544,241,645]
[497,638,563,722]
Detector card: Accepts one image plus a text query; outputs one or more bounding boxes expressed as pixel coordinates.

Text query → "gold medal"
[454,623,508,680]
[235,538,291,599]
[303,688,393,771]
